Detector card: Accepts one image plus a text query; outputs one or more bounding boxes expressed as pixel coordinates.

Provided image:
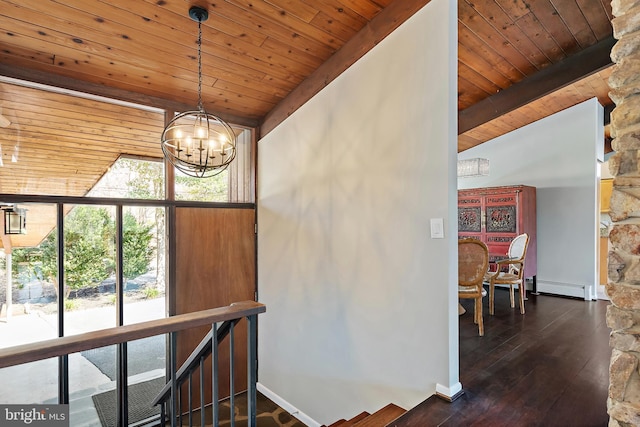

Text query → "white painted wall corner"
[435,382,463,402]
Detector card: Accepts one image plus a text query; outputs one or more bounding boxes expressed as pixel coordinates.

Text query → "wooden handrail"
[0,301,265,369]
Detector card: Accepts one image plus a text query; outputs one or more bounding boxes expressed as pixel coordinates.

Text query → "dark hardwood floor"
[392,288,611,427]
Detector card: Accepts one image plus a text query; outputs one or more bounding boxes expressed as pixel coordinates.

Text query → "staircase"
[326,403,406,427]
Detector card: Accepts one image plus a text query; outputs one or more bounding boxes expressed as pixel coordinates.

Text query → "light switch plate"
[430,218,444,239]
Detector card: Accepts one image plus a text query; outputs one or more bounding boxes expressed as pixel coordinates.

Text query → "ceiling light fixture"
[161,6,237,178]
[457,158,489,178]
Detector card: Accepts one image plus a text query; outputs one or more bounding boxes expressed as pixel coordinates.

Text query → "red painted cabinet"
[458,185,537,280]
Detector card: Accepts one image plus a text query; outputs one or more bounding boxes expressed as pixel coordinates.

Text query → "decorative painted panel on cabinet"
[458,185,537,280]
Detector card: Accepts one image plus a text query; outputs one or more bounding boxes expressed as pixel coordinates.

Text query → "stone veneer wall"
[607,1,640,425]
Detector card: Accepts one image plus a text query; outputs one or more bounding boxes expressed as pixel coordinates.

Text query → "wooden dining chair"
[484,233,530,315]
[458,238,490,336]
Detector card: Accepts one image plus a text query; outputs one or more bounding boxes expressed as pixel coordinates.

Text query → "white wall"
[458,98,603,300]
[256,0,458,424]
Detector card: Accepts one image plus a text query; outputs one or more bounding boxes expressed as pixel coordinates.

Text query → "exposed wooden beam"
[0,64,260,129]
[259,0,432,138]
[458,36,616,135]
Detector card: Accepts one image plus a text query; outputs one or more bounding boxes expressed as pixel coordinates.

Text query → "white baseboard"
[435,382,463,402]
[257,382,321,427]
[536,280,591,300]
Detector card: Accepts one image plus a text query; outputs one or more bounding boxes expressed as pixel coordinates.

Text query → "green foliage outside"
[112,158,165,277]
[64,299,79,311]
[8,155,231,301]
[60,206,112,291]
[114,158,164,200]
[143,287,160,299]
[176,170,228,202]
[121,212,154,281]
[110,157,229,202]
[11,206,155,296]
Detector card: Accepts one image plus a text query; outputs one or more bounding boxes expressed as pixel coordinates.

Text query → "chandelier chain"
[197,18,203,112]
[160,6,237,179]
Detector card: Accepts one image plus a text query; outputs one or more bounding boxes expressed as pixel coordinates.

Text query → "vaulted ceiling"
[457,0,613,151]
[0,0,615,200]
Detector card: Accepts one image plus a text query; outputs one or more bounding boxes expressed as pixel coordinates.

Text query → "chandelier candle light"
[161,6,237,178]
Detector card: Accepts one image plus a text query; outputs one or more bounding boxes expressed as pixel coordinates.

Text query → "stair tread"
[348,412,371,424]
[352,404,406,427]
[327,411,372,427]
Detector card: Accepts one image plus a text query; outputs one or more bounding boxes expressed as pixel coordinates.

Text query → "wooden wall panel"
[174,206,256,406]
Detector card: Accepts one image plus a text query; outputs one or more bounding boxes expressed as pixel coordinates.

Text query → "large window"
[173,127,254,202]
[0,78,255,423]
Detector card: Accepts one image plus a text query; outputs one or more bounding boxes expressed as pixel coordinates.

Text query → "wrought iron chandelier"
[161,6,237,178]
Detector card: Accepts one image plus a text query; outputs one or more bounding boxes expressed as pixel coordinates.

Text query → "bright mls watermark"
[0,405,68,426]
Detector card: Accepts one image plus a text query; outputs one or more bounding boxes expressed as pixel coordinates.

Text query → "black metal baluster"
[170,331,178,427]
[116,342,128,427]
[247,314,257,427]
[212,322,219,426]
[179,386,183,426]
[188,374,193,426]
[230,322,235,427]
[200,358,205,427]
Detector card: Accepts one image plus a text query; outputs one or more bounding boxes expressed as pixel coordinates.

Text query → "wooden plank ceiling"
[0,0,615,247]
[457,0,614,150]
